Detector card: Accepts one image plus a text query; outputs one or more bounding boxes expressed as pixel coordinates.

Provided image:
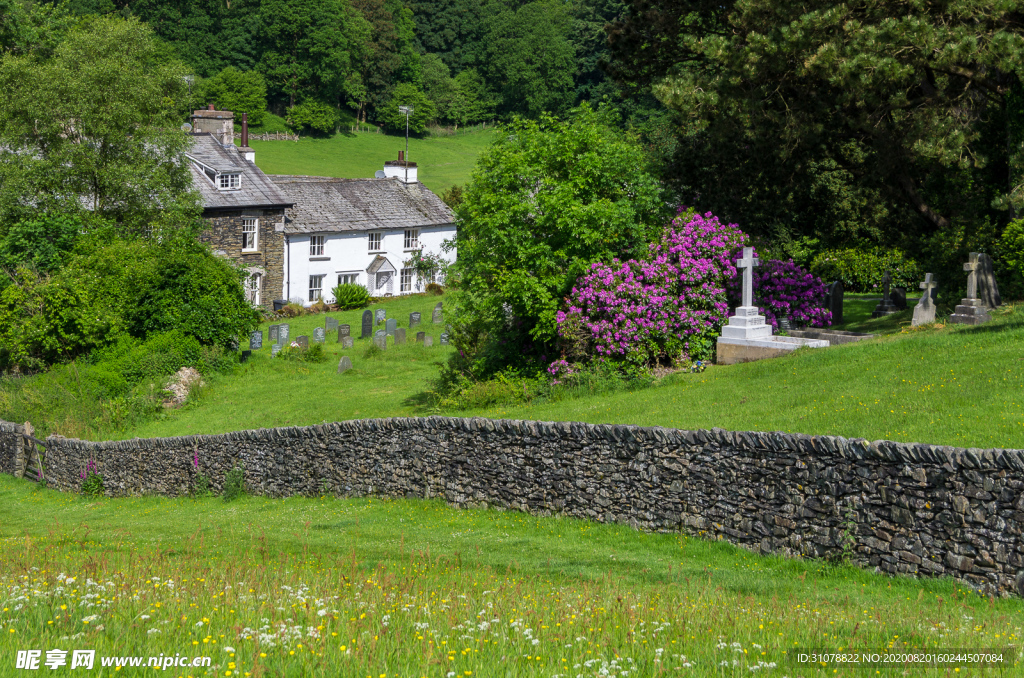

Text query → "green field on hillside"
[116,296,1024,450]
[247,128,495,192]
[0,476,1018,677]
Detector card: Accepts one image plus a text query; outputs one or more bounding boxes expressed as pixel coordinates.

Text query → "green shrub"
[276,343,328,363]
[197,344,237,374]
[810,248,922,292]
[362,343,383,360]
[222,464,245,502]
[193,470,211,498]
[280,303,306,318]
[287,99,340,134]
[244,112,292,135]
[425,282,444,295]
[332,283,369,310]
[198,66,267,126]
[81,471,104,496]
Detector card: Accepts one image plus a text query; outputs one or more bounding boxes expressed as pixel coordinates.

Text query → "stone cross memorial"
[912,273,938,326]
[395,328,406,345]
[386,318,397,336]
[338,324,350,341]
[872,270,899,317]
[361,310,372,338]
[409,312,421,328]
[337,356,352,374]
[951,252,992,325]
[716,247,827,364]
[296,335,309,349]
[249,331,263,350]
[313,327,326,343]
[416,331,425,343]
[341,336,354,349]
[325,317,338,333]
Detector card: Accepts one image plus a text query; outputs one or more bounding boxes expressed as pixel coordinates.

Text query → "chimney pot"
[208,104,215,111]
[398,150,404,163]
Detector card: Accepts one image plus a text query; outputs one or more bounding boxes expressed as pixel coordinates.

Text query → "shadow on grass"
[401,389,436,415]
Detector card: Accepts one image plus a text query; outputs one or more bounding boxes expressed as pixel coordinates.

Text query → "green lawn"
[0,476,1018,677]
[246,127,495,192]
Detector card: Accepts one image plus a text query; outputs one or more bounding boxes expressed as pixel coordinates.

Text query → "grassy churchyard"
[245,128,495,193]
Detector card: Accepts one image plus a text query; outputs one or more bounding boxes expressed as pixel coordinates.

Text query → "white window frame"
[242,218,258,251]
[400,267,414,293]
[245,272,262,306]
[309,274,325,302]
[368,232,383,252]
[218,173,241,190]
[403,229,420,250]
[310,235,325,257]
[337,272,358,287]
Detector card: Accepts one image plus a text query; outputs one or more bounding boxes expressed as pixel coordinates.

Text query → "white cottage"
[268,160,456,304]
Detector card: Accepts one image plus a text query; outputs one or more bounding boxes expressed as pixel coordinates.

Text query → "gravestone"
[268,324,280,343]
[240,350,251,363]
[375,308,386,325]
[278,323,290,344]
[891,287,908,311]
[249,330,263,350]
[978,253,1001,309]
[432,305,442,324]
[439,332,449,345]
[871,271,899,317]
[337,356,352,374]
[423,335,433,347]
[416,331,425,343]
[337,324,351,342]
[271,344,282,357]
[777,317,791,331]
[912,273,938,326]
[325,317,338,333]
[313,327,326,343]
[296,335,309,349]
[341,336,354,349]
[951,252,992,325]
[825,281,844,325]
[386,318,397,336]
[395,328,406,345]
[360,311,372,338]
[373,332,387,350]
[409,312,421,328]
[229,336,240,351]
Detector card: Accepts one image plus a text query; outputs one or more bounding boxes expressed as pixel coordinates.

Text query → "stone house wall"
[200,208,286,306]
[5,416,1023,595]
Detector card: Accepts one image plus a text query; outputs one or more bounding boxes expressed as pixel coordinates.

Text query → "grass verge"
[0,476,1020,677]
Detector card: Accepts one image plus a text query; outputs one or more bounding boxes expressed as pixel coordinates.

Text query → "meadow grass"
[246,128,495,193]
[0,475,1020,677]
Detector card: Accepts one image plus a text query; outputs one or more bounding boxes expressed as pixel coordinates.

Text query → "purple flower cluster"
[726,257,831,330]
[554,211,747,367]
[79,458,99,480]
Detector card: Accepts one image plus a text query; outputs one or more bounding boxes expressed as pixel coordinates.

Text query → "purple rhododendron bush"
[726,256,832,330]
[552,210,747,373]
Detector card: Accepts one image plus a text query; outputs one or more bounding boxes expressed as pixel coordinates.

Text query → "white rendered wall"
[284,224,456,304]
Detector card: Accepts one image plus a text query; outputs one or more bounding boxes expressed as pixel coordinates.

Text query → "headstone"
[386,318,397,336]
[373,332,387,350]
[825,281,844,325]
[395,328,406,345]
[313,327,326,343]
[240,350,251,363]
[338,324,351,342]
[416,331,425,343]
[296,335,309,349]
[777,316,791,331]
[423,335,433,347]
[432,305,442,324]
[891,287,908,311]
[229,336,239,351]
[912,273,938,326]
[279,323,290,344]
[268,324,280,343]
[341,336,354,349]
[337,356,352,374]
[409,312,421,328]
[977,253,1001,309]
[439,332,449,345]
[360,311,372,338]
[951,252,992,325]
[871,271,899,317]
[249,330,263,350]
[325,317,338,333]
[375,308,386,326]
[271,344,282,357]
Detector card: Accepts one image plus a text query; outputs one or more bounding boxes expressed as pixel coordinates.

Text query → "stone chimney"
[382,150,418,183]
[190,105,234,146]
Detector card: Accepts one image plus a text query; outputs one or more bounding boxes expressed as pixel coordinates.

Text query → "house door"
[245,272,262,306]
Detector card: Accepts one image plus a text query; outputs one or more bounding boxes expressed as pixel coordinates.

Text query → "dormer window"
[218,173,241,190]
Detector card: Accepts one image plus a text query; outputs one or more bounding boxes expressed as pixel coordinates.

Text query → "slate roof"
[267,175,455,234]
[186,134,293,211]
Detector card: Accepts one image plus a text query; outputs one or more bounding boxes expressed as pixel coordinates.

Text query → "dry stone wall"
[4,417,1024,596]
